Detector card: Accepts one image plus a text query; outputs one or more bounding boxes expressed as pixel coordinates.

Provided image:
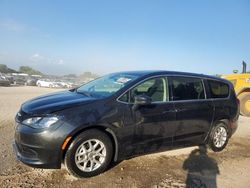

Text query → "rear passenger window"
[171,77,205,101]
[207,80,229,98]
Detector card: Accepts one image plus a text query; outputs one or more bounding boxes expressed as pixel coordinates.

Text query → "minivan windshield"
[76,73,138,98]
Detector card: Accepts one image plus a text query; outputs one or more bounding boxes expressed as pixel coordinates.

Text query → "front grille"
[16,142,37,158]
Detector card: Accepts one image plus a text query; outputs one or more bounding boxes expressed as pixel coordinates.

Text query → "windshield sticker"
[116,77,132,84]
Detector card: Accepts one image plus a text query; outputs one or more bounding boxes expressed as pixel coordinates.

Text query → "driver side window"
[129,77,169,103]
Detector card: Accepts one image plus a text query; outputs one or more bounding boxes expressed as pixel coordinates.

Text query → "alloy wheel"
[75,139,106,172]
[213,126,227,148]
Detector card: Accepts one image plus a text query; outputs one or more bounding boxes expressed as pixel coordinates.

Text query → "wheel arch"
[236,87,250,97]
[212,118,232,136]
[208,119,230,152]
[62,125,119,163]
[205,118,230,143]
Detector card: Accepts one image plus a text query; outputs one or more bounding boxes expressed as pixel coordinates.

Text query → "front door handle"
[174,108,189,113]
[163,109,178,113]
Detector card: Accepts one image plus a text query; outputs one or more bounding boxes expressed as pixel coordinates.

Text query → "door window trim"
[116,74,231,104]
[116,75,170,104]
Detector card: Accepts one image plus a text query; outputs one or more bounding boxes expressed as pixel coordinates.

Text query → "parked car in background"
[54,80,74,88]
[5,75,14,84]
[36,79,57,88]
[14,71,239,178]
[25,77,38,86]
[0,75,10,86]
[70,82,81,89]
[37,79,75,89]
[13,76,26,85]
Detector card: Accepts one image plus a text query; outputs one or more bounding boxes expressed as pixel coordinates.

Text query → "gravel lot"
[0,86,250,188]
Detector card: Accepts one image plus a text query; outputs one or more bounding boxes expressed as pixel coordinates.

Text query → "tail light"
[236,98,240,106]
[236,98,240,118]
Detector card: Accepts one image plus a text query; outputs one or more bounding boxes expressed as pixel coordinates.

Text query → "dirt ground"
[0,86,250,188]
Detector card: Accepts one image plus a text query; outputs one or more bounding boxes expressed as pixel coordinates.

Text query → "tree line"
[0,64,43,75]
[0,64,99,78]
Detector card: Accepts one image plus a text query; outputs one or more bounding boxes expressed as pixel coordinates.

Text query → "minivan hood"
[22,90,96,114]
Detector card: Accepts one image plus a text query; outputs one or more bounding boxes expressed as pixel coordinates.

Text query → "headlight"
[22,116,60,129]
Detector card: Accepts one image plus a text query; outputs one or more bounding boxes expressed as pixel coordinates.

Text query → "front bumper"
[12,141,58,168]
[13,121,73,169]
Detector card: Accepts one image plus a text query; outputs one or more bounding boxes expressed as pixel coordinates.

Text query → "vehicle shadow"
[183,145,219,188]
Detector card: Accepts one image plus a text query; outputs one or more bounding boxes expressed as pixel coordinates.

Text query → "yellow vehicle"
[221,62,250,117]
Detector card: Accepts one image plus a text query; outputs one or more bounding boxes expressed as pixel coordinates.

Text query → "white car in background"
[54,80,73,88]
[36,79,58,88]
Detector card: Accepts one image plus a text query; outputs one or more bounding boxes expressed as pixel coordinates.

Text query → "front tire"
[209,122,229,152]
[65,129,113,178]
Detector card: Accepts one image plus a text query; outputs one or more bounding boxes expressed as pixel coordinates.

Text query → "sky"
[0,0,250,75]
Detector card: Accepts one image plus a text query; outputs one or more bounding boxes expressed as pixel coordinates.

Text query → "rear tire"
[238,93,250,117]
[208,122,229,152]
[65,129,113,178]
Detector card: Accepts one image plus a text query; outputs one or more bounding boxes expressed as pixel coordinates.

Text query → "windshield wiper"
[76,90,92,97]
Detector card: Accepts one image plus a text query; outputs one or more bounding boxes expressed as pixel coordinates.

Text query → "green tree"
[0,64,17,73]
[0,64,8,73]
[19,66,43,75]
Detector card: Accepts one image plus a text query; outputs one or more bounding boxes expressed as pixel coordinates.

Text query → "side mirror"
[132,95,152,110]
[134,95,152,105]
